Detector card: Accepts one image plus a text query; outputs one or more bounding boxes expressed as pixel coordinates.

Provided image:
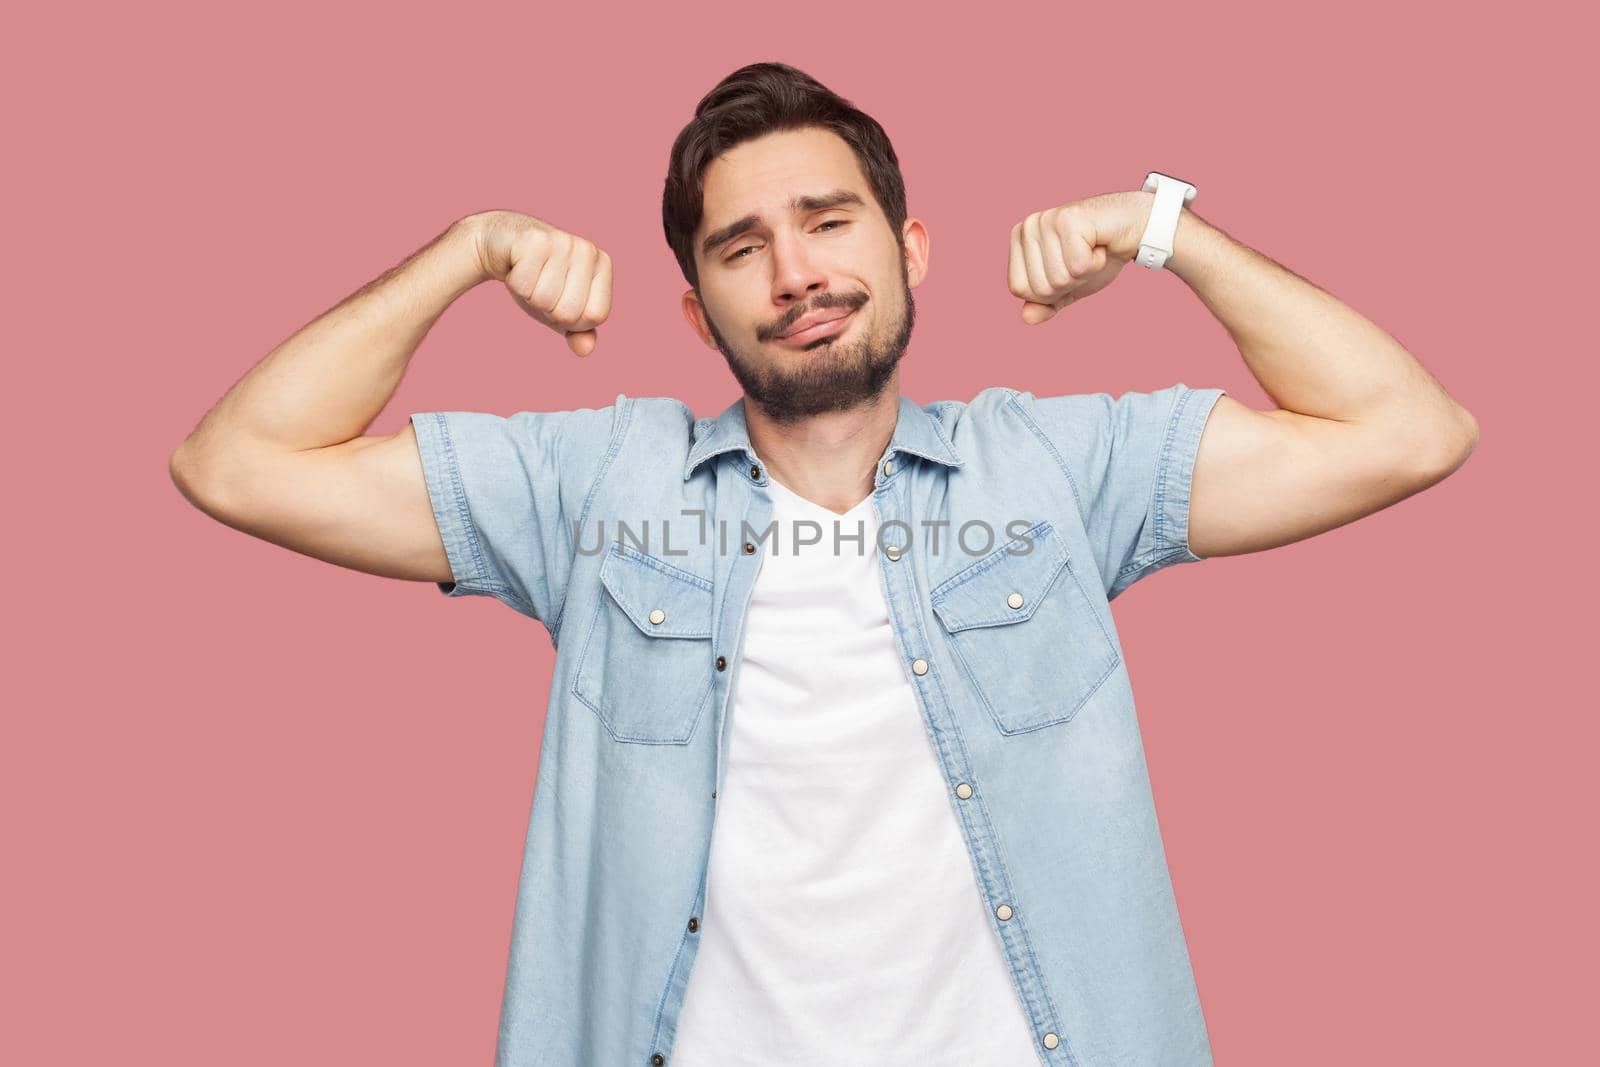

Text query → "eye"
[725,220,850,262]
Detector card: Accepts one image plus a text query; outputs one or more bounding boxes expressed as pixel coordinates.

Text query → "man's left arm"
[1011,191,1481,560]
[1160,198,1478,558]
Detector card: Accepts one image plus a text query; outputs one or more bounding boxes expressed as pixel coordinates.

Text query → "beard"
[703,258,916,426]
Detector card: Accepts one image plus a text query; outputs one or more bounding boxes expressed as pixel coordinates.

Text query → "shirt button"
[715,656,727,671]
[651,1054,666,1066]
[955,782,973,799]
[1007,591,1024,609]
[911,658,929,676]
[750,464,762,480]
[882,459,895,477]
[648,608,666,625]
[743,541,756,554]
[996,903,1014,921]
[1043,1032,1060,1050]
[687,916,699,933]
[885,545,902,561]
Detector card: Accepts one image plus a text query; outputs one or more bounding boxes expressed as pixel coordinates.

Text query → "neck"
[743,379,900,516]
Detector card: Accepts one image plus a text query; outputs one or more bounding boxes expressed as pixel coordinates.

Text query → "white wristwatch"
[1136,171,1197,270]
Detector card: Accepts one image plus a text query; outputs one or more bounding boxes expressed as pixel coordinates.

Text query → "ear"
[681,288,717,349]
[901,217,930,288]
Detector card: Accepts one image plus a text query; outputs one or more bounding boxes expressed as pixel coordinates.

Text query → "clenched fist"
[1007,191,1150,325]
[472,210,613,357]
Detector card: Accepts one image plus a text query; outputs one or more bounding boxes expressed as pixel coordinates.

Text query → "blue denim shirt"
[410,381,1226,1067]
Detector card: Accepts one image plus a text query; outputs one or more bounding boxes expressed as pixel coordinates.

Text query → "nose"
[769,229,828,307]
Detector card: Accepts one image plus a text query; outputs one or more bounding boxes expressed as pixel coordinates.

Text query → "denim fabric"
[410,381,1226,1067]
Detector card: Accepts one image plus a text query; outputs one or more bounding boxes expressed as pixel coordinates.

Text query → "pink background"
[7,1,1592,1063]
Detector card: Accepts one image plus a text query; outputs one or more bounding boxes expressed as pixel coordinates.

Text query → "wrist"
[1162,208,1211,281]
[453,211,504,283]
[1117,188,1207,274]
[1111,190,1157,260]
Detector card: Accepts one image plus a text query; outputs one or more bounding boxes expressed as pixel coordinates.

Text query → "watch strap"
[1136,171,1197,270]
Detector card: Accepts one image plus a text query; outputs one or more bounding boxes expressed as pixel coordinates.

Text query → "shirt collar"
[683,393,965,482]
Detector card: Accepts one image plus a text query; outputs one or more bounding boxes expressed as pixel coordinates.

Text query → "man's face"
[684,126,928,424]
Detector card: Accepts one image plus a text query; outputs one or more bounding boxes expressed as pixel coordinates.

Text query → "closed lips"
[781,309,852,338]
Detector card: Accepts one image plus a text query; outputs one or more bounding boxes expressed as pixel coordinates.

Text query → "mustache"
[764,292,868,341]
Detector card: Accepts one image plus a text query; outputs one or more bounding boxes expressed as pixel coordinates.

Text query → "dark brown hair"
[661,62,908,291]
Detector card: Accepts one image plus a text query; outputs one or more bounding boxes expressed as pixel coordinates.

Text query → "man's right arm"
[168,210,613,590]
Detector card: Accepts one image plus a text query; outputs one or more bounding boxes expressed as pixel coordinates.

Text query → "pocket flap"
[598,543,715,639]
[930,522,1069,632]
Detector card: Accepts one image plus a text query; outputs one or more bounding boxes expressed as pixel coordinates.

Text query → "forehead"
[699,127,872,229]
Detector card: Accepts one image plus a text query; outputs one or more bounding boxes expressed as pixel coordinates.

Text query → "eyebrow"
[700,188,866,259]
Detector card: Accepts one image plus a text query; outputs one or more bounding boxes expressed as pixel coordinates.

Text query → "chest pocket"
[930,521,1120,736]
[572,542,716,745]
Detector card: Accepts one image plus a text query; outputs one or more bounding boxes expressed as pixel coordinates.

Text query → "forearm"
[174,214,489,469]
[1135,198,1477,461]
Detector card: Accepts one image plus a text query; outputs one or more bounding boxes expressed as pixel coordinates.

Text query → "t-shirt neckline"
[764,472,876,520]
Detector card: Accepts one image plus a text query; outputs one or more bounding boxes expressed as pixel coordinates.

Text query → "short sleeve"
[409,401,620,628]
[1015,383,1225,601]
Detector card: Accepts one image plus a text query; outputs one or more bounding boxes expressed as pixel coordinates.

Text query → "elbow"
[1457,406,1480,455]
[169,442,208,512]
[168,441,196,495]
[1442,404,1479,466]
[1415,405,1479,479]
[169,440,230,517]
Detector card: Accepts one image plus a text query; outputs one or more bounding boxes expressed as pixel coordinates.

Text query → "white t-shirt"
[670,472,1041,1066]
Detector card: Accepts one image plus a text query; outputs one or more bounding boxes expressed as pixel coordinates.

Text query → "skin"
[681,126,930,516]
[170,119,1479,590]
[676,125,1483,556]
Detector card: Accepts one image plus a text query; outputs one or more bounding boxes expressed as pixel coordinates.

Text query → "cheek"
[714,283,764,328]
[700,288,748,334]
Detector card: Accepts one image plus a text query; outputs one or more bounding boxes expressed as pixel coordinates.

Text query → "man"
[170,62,1477,1067]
